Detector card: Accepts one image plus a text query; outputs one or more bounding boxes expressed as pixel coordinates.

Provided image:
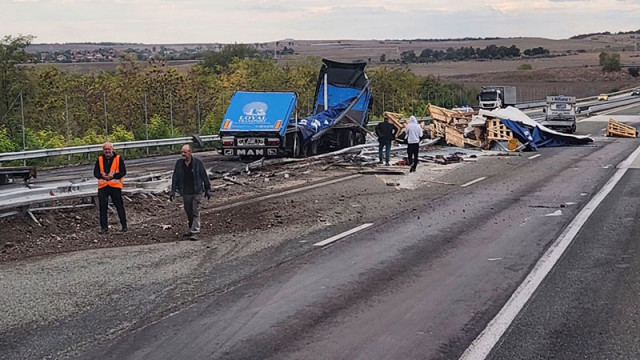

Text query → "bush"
[0,126,17,153]
[518,64,532,70]
[600,52,621,71]
[110,124,135,142]
[202,113,222,135]
[629,67,640,77]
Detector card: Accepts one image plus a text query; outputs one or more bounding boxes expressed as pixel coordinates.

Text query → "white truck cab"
[540,95,577,133]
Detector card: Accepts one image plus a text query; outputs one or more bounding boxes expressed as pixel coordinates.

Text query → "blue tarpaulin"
[500,119,593,150]
[297,97,354,143]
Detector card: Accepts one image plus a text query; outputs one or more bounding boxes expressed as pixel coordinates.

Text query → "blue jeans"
[378,139,392,163]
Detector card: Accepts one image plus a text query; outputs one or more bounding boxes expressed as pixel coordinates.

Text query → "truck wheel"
[307,140,318,156]
[571,124,577,134]
[292,133,303,157]
[338,130,355,148]
[355,131,366,145]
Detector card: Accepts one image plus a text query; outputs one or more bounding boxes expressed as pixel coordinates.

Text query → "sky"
[2,0,640,44]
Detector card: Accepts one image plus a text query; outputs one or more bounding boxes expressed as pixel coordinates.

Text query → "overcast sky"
[2,0,640,44]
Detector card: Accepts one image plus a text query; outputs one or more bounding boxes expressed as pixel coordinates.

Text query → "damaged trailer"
[218,59,373,158]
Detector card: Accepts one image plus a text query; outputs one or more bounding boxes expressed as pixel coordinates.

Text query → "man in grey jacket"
[169,144,211,240]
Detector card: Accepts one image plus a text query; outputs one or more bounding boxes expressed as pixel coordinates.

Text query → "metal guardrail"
[0,135,220,163]
[584,97,640,115]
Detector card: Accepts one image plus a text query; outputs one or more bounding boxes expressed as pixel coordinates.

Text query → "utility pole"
[103,91,108,140]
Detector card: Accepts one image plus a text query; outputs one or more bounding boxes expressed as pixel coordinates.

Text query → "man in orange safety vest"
[93,142,127,234]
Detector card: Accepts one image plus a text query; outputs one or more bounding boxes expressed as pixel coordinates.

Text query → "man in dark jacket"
[375,116,398,165]
[169,144,211,241]
[93,142,127,234]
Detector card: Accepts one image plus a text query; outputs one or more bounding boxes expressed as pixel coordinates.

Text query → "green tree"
[202,44,263,73]
[601,52,621,72]
[0,34,36,133]
[0,125,17,152]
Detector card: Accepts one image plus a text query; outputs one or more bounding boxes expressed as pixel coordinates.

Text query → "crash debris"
[606,118,638,138]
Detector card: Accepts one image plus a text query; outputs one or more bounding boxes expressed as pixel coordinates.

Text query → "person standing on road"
[375,115,397,165]
[169,144,211,241]
[406,115,423,173]
[94,142,127,234]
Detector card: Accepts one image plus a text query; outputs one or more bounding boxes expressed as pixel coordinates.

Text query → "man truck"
[477,86,517,110]
[540,95,577,133]
[219,59,372,157]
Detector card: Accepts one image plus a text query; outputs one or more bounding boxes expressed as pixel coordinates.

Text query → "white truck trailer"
[477,86,517,110]
[540,95,577,133]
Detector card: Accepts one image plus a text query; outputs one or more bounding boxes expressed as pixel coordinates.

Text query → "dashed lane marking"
[461,177,487,188]
[313,223,374,247]
[528,154,541,160]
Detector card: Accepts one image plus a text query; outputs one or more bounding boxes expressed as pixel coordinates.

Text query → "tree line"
[397,45,550,64]
[0,35,475,157]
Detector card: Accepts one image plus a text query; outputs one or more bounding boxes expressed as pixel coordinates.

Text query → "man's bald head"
[181,144,192,161]
[102,142,114,158]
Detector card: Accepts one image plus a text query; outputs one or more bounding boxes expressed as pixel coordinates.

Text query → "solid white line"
[459,143,640,360]
[461,177,487,188]
[313,223,373,247]
[528,154,541,160]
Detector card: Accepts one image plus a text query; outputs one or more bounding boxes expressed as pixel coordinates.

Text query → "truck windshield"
[479,93,497,101]
[550,103,570,110]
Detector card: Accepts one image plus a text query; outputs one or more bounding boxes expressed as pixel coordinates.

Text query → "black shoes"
[189,233,200,241]
[98,228,108,234]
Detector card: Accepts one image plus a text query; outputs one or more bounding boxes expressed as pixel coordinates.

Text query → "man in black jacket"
[375,116,398,165]
[169,144,211,241]
[93,142,127,234]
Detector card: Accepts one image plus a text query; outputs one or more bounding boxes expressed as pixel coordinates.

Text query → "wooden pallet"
[427,104,475,126]
[445,126,465,147]
[429,121,446,138]
[486,119,513,141]
[606,118,637,138]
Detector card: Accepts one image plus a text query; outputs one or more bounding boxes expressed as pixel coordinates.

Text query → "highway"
[1,105,640,360]
[73,107,640,359]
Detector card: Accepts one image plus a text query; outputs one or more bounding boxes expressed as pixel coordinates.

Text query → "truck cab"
[540,95,577,133]
[477,86,517,110]
[219,59,372,158]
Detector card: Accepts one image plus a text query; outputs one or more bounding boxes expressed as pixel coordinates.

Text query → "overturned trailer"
[219,59,373,157]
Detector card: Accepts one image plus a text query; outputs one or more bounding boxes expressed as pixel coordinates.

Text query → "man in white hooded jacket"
[405,115,423,172]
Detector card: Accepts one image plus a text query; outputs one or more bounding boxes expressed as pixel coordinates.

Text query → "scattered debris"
[606,118,638,138]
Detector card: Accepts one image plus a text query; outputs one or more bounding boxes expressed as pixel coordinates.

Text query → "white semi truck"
[477,86,517,110]
[540,95,577,133]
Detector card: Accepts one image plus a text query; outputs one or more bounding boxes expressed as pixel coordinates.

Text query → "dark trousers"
[98,186,127,230]
[407,143,419,169]
[378,139,392,163]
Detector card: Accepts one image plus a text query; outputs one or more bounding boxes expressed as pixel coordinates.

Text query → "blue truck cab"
[219,59,372,157]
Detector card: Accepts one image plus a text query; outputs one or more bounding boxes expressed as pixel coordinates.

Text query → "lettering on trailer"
[236,149,265,156]
[238,102,268,123]
[547,96,576,103]
[267,149,277,156]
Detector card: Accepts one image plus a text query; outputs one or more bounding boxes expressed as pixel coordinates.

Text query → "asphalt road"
[74,112,640,359]
[3,107,640,360]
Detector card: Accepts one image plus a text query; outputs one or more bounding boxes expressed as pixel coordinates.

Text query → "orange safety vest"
[98,154,124,189]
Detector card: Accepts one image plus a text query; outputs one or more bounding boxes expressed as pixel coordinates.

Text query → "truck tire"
[571,124,577,134]
[307,140,318,156]
[338,130,355,149]
[292,133,303,158]
[355,131,366,145]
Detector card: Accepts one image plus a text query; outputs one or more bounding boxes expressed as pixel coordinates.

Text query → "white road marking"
[461,177,487,188]
[544,210,563,217]
[528,154,541,160]
[460,143,640,360]
[313,223,374,247]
